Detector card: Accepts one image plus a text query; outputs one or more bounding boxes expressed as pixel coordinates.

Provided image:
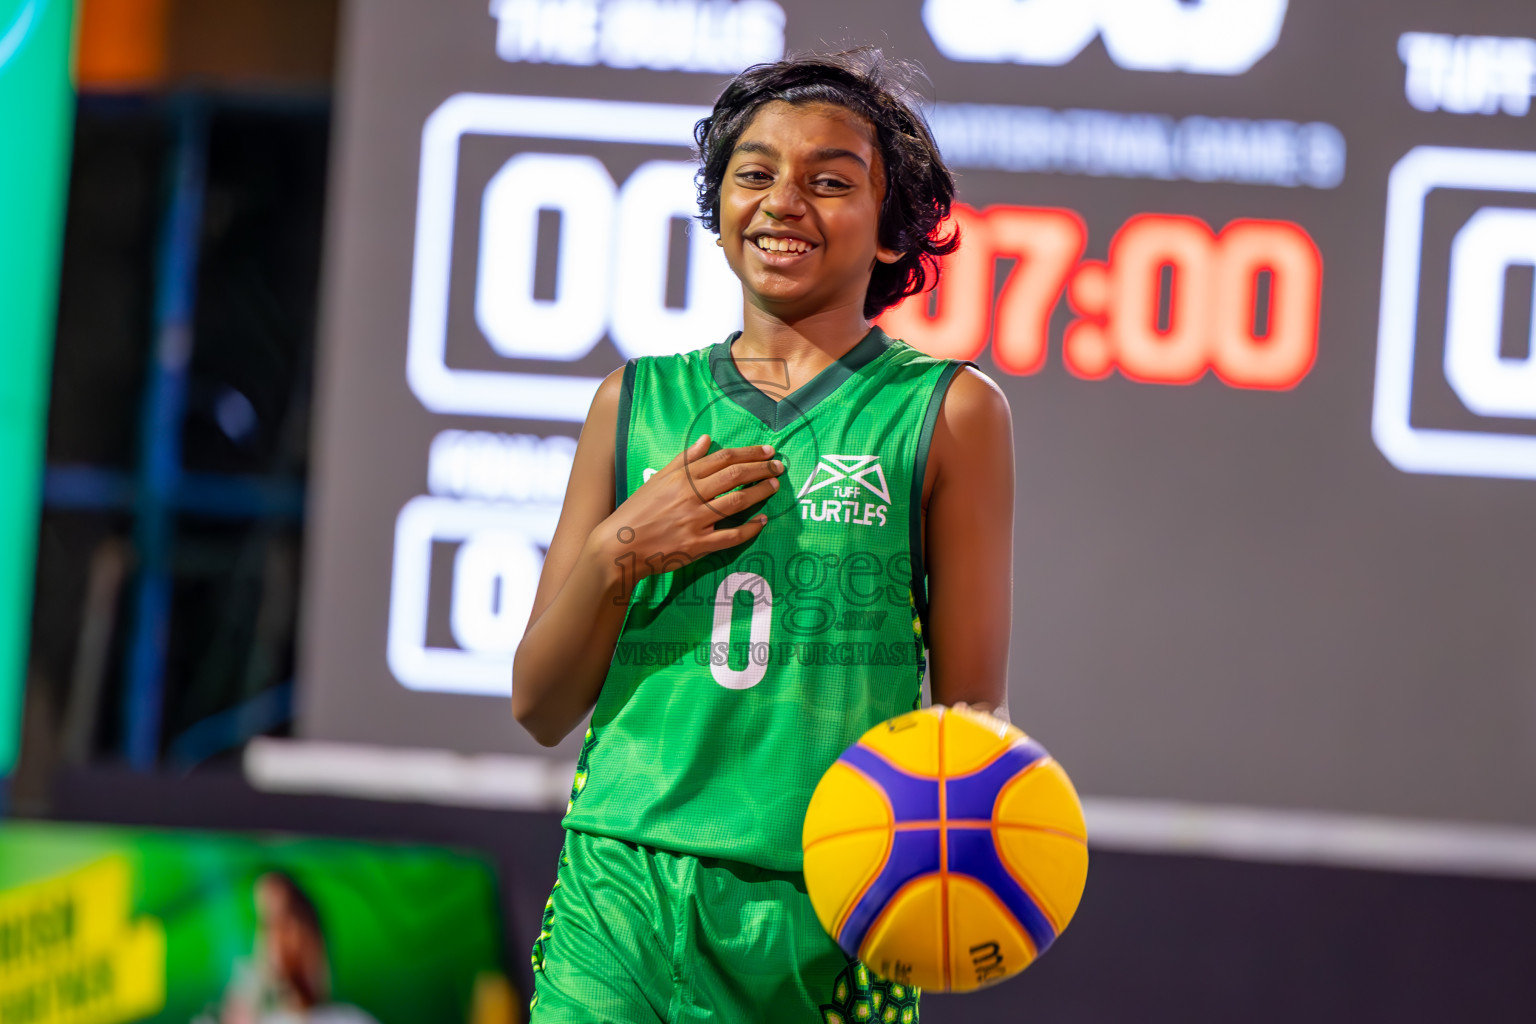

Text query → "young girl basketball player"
[512,49,1015,1023]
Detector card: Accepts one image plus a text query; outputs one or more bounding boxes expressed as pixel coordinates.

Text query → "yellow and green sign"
[0,822,513,1023]
[0,856,166,1023]
[0,0,74,776]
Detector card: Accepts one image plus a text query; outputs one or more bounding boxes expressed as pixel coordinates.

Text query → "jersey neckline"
[707,326,894,430]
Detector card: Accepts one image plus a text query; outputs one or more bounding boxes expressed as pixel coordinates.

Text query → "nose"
[761,177,807,221]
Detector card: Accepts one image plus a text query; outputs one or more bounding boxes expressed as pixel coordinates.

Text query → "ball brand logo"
[797,455,891,527]
[970,940,1006,983]
[1372,146,1536,481]
[923,0,1288,76]
[880,204,1322,391]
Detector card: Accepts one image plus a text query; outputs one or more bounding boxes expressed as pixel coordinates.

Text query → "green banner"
[0,0,75,776]
[0,821,517,1023]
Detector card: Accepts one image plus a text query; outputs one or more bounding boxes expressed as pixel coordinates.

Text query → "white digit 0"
[609,160,742,359]
[711,571,773,690]
[450,529,543,655]
[476,152,615,360]
[1444,207,1536,420]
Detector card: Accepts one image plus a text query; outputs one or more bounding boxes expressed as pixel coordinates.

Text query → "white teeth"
[756,236,810,254]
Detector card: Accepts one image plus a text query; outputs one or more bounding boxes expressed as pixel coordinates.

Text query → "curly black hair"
[693,48,960,320]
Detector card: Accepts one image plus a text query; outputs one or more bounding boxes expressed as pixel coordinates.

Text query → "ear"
[874,245,904,265]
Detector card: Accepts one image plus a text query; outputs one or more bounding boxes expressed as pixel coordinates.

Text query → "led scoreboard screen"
[302,0,1536,829]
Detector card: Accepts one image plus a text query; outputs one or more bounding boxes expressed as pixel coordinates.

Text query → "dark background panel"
[301,0,1536,828]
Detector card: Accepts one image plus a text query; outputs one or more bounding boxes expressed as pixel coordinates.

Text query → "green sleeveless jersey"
[561,326,971,872]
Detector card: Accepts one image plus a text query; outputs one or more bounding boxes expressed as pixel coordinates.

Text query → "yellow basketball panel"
[941,707,1020,776]
[994,759,1088,841]
[945,874,1036,993]
[803,761,894,848]
[857,707,941,777]
[803,830,892,938]
[858,873,947,993]
[993,829,1089,932]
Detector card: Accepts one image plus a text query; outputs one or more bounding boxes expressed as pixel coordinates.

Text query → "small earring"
[716,237,724,247]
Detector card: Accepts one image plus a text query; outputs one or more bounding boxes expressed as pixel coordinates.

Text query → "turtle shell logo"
[0,0,42,71]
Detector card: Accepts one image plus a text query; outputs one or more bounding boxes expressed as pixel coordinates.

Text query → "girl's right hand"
[592,434,785,584]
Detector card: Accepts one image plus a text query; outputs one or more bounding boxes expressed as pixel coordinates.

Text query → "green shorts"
[528,829,920,1024]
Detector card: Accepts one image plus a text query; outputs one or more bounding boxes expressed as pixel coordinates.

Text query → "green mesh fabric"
[562,328,967,872]
[528,829,919,1023]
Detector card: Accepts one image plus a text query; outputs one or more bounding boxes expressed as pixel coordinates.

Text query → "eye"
[815,177,853,191]
[736,169,773,185]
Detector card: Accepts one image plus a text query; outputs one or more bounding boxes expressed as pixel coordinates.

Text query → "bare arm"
[925,366,1015,718]
[511,367,785,746]
[511,368,630,745]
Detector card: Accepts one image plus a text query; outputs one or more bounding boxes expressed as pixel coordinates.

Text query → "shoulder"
[931,365,1012,483]
[941,365,1010,426]
[588,364,628,419]
[916,362,1012,506]
[577,365,629,456]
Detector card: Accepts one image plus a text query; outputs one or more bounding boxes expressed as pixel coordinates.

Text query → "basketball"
[801,705,1088,993]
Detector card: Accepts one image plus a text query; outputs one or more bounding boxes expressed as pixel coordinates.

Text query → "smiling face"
[718,101,903,323]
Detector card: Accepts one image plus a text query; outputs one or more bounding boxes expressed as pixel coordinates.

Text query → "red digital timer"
[880,204,1323,391]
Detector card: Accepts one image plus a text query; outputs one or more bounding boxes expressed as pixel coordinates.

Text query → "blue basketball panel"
[840,744,941,823]
[946,828,1057,955]
[836,827,942,957]
[945,740,1048,820]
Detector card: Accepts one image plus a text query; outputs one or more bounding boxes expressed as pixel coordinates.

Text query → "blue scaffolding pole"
[122,96,208,771]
